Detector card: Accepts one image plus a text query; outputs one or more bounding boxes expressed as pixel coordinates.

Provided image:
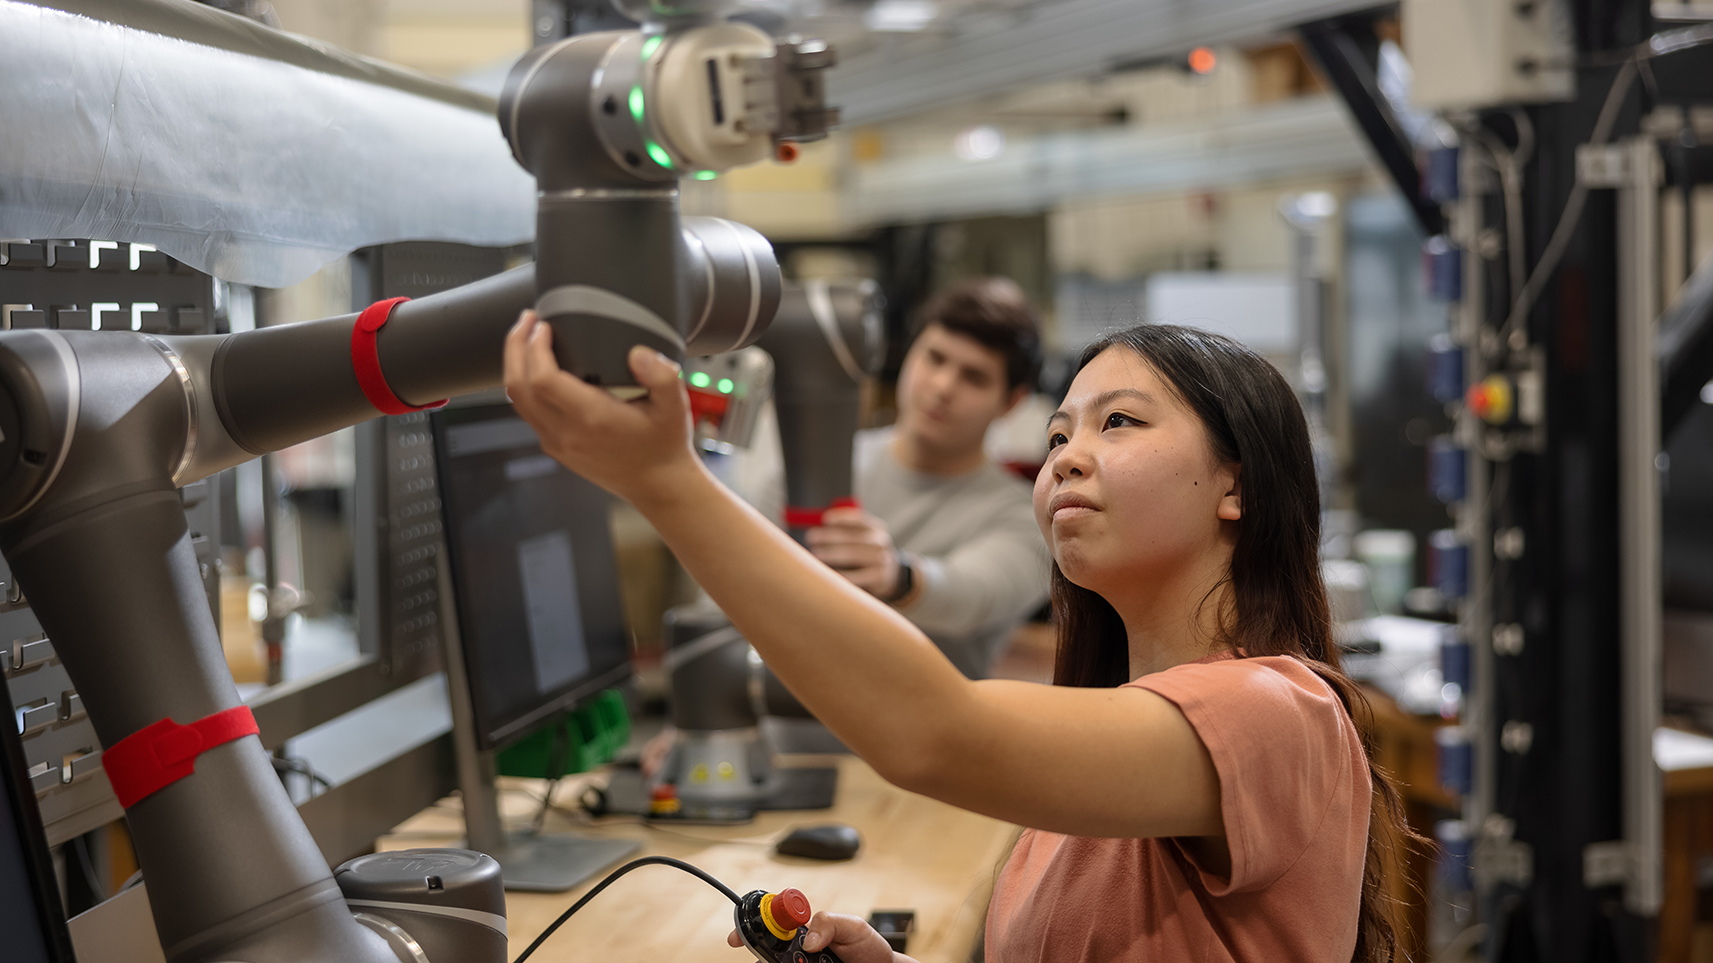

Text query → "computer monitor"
[0,679,76,963]
[430,402,639,891]
[431,403,632,749]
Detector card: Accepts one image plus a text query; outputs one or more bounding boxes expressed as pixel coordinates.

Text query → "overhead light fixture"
[1280,191,1338,227]
[865,0,938,33]
[954,125,1004,162]
[1296,191,1337,219]
[1186,46,1217,75]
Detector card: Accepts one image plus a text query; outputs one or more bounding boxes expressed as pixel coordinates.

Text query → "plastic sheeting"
[0,1,536,288]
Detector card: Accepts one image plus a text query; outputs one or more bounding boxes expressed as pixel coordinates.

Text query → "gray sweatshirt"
[853,428,1052,679]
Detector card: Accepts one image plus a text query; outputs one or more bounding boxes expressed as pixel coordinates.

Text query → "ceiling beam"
[828,0,1388,125]
[844,95,1370,225]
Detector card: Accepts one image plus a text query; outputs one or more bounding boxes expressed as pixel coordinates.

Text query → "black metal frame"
[0,663,77,963]
[1298,12,1445,237]
[1312,2,1675,959]
[1497,58,1635,957]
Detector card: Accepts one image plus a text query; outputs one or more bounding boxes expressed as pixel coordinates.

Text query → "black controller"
[735,888,844,963]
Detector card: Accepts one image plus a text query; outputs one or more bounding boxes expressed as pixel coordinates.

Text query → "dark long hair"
[1050,324,1418,963]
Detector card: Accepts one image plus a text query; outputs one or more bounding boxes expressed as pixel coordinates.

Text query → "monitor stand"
[439,572,638,892]
[468,828,639,894]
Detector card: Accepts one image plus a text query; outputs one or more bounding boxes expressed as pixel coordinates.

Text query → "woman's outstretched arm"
[503,314,1221,841]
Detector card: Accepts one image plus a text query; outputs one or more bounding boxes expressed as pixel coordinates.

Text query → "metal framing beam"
[1298,15,1445,236]
[844,96,1368,225]
[1613,134,1664,917]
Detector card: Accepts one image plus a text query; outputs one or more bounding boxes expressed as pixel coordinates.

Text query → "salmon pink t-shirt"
[985,654,1370,962]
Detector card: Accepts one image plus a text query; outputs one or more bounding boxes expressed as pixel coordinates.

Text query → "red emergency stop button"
[648,783,680,816]
[1466,374,1514,426]
[771,888,811,931]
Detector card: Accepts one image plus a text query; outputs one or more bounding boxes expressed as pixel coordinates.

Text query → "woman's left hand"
[726,913,909,963]
[502,310,703,510]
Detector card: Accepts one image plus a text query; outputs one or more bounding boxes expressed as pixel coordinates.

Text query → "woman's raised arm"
[502,313,1221,840]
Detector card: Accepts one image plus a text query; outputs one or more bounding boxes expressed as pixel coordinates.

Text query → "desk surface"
[379,757,1016,963]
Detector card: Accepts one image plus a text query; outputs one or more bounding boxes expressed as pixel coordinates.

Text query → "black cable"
[551,799,779,846]
[531,778,560,833]
[275,757,332,790]
[269,755,333,795]
[533,721,571,831]
[512,856,742,963]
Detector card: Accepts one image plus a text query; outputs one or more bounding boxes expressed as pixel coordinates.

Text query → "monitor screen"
[0,684,74,963]
[432,405,632,749]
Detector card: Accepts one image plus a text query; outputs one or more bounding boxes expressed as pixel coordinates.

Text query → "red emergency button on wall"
[1466,374,1514,426]
[771,888,812,931]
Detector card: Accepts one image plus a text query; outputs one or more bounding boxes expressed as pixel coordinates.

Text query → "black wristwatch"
[887,551,914,603]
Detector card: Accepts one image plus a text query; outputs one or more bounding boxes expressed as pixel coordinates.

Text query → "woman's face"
[1033,346,1241,598]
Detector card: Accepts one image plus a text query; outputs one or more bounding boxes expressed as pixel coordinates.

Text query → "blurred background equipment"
[639,279,883,821]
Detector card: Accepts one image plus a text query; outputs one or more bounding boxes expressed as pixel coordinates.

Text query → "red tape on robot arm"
[351,298,449,415]
[782,496,860,529]
[102,707,261,809]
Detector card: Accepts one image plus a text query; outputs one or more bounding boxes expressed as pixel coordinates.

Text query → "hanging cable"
[1497,57,1638,347]
[512,856,743,963]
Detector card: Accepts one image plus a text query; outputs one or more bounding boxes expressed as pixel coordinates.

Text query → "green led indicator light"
[689,371,712,388]
[716,378,735,394]
[640,35,663,60]
[693,171,718,181]
[629,86,645,122]
[645,141,673,168]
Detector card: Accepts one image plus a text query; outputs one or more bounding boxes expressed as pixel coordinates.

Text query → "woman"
[504,316,1410,962]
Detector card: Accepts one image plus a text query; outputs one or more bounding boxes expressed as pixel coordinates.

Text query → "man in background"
[807,276,1050,678]
[643,277,1051,773]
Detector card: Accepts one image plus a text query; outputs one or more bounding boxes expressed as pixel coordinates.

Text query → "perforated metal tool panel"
[351,242,512,680]
[383,412,446,673]
[0,240,222,845]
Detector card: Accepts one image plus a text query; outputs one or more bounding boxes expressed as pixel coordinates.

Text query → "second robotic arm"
[658,279,882,813]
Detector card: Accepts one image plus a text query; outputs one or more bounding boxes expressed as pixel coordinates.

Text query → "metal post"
[259,452,285,687]
[1614,135,1663,916]
[1456,145,1496,840]
[436,555,506,857]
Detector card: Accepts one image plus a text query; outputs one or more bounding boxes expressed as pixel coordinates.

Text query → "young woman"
[503,316,1410,963]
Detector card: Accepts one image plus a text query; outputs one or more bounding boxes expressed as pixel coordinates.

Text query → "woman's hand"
[726,912,911,963]
[502,310,702,510]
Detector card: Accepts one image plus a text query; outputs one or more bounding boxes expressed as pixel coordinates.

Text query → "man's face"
[895,324,1021,456]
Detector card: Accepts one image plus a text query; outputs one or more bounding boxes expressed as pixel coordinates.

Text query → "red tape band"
[783,496,860,529]
[352,298,447,415]
[103,706,260,809]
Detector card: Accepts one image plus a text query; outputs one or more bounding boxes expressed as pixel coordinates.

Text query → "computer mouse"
[775,823,862,861]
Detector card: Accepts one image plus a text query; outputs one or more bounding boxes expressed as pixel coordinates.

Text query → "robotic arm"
[0,6,831,961]
[658,279,882,815]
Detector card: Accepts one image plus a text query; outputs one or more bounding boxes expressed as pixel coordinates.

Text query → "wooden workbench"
[379,756,1016,963]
